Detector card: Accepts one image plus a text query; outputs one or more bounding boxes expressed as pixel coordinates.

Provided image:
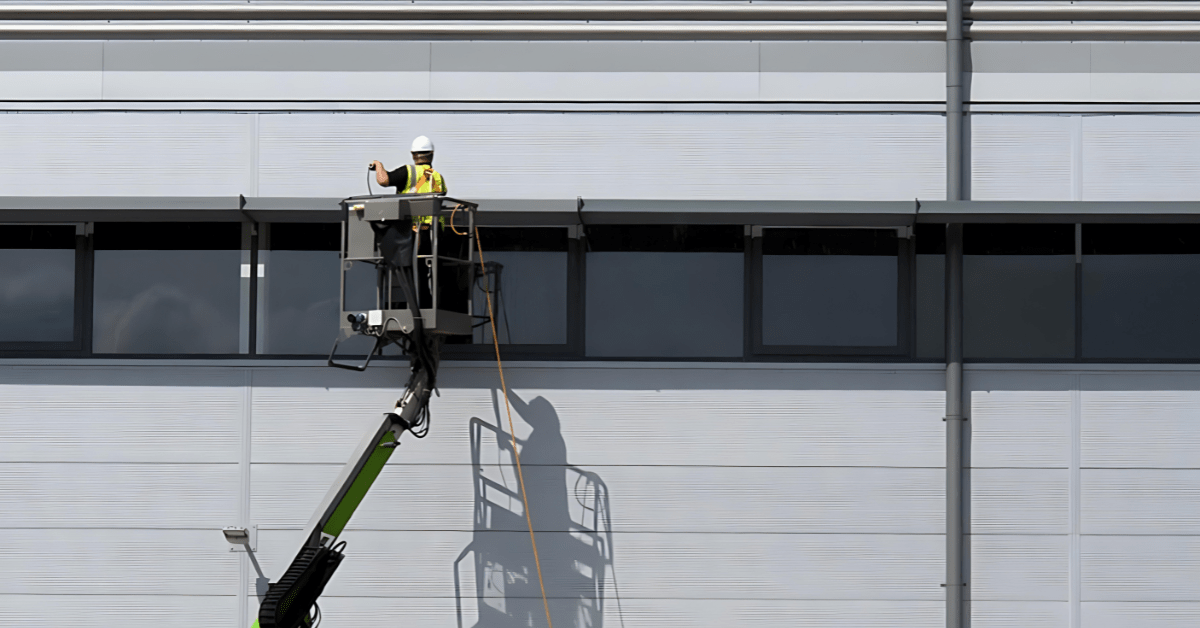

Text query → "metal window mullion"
[247,223,259,356]
[742,225,753,361]
[567,226,586,357]
[1075,223,1083,360]
[748,228,765,356]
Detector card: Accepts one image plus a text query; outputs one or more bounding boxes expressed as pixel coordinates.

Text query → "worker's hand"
[369,160,383,171]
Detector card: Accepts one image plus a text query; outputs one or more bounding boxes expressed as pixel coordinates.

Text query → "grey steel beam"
[8,21,1200,41]
[12,2,1200,23]
[0,3,947,22]
[970,23,1200,40]
[972,3,1200,22]
[0,22,947,41]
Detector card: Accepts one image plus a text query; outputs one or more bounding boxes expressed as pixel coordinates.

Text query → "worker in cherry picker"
[370,135,447,198]
[370,136,467,311]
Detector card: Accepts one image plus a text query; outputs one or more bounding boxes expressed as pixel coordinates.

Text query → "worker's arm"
[371,161,390,186]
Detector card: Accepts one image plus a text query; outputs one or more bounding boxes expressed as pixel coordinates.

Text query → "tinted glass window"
[0,225,76,342]
[472,227,569,346]
[261,223,341,355]
[1083,224,1200,359]
[93,223,243,354]
[761,228,898,348]
[585,225,743,358]
[964,224,1075,359]
[915,224,946,359]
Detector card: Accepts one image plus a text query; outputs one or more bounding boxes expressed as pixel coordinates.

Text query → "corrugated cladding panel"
[1082,536,1200,601]
[254,382,945,467]
[1083,115,1200,201]
[971,115,1075,201]
[0,113,254,196]
[1082,602,1200,628]
[252,529,943,601]
[970,601,1069,628]
[1,594,237,628]
[969,383,1072,469]
[971,468,1069,535]
[0,529,239,595]
[257,113,945,200]
[1082,469,1200,535]
[307,597,943,628]
[0,463,237,529]
[970,535,1069,601]
[252,463,943,534]
[1080,375,1200,469]
[0,367,244,464]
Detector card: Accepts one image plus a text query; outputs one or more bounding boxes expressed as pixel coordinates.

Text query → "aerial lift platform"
[254,194,481,628]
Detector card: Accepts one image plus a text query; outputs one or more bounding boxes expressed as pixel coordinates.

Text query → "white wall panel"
[255,383,944,468]
[0,72,102,100]
[1082,469,1200,535]
[0,463,237,529]
[253,529,942,601]
[0,368,243,464]
[971,469,1069,535]
[970,74,1093,103]
[971,115,1075,201]
[431,71,759,102]
[0,594,236,628]
[0,529,239,596]
[970,601,1069,628]
[1082,602,1200,628]
[1080,378,1200,469]
[257,113,945,200]
[760,72,943,102]
[1082,536,1200,602]
[969,386,1072,468]
[970,535,1068,601]
[253,463,942,534]
[0,113,254,196]
[104,71,430,101]
[1083,115,1200,201]
[308,596,943,628]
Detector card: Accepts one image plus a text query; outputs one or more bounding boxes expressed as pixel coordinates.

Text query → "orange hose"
[475,226,554,628]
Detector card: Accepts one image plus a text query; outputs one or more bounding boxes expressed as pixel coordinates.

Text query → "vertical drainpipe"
[945,2,967,628]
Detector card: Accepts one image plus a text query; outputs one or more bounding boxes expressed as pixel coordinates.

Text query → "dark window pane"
[964,224,1075,359]
[964,223,1075,255]
[587,225,744,253]
[761,229,898,347]
[261,224,340,354]
[0,225,76,342]
[93,223,243,354]
[270,222,340,252]
[1083,224,1200,358]
[94,222,241,251]
[915,224,946,359]
[586,226,743,357]
[343,261,377,313]
[473,227,568,345]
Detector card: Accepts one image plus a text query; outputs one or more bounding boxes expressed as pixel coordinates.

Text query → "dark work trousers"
[406,226,470,313]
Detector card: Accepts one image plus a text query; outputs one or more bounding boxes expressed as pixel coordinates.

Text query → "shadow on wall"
[454,392,622,628]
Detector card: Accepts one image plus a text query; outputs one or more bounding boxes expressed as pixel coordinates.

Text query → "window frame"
[441,224,584,361]
[88,220,254,358]
[749,225,913,359]
[0,222,90,355]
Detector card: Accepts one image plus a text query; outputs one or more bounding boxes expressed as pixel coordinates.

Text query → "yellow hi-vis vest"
[402,164,447,195]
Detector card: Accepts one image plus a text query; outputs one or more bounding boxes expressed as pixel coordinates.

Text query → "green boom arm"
[256,366,432,628]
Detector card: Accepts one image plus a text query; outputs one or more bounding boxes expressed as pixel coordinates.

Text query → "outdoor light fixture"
[222,526,250,545]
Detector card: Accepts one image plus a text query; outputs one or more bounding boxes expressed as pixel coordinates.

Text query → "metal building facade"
[2,4,1200,628]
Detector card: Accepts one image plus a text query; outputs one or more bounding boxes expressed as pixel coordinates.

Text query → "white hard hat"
[410,136,434,153]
